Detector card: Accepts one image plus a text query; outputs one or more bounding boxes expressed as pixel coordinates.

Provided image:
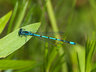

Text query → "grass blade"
[75,45,85,72]
[14,1,28,29]
[7,1,18,34]
[86,40,96,72]
[46,0,67,72]
[0,11,12,34]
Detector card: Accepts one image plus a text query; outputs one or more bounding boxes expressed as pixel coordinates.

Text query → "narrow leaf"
[14,1,28,29]
[7,1,18,34]
[86,40,96,72]
[75,45,85,72]
[0,11,12,34]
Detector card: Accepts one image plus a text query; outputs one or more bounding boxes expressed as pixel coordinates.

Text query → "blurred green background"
[0,0,96,72]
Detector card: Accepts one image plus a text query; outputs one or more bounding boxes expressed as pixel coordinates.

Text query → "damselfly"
[18,29,76,45]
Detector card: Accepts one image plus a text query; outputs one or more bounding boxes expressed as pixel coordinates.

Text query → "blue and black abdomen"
[18,29,76,45]
[32,33,76,45]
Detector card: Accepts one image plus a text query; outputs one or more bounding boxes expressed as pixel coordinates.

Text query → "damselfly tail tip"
[69,42,76,45]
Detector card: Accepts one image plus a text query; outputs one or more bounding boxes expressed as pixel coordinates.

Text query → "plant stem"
[7,1,18,34]
[14,1,28,30]
[46,0,68,72]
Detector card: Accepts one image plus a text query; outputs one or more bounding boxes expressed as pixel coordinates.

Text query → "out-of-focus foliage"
[0,0,96,72]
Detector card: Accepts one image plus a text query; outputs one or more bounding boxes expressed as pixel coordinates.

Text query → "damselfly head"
[18,28,23,36]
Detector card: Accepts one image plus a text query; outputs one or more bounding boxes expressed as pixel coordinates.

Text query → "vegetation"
[0,0,96,72]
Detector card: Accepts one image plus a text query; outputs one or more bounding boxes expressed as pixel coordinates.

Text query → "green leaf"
[14,1,28,29]
[7,1,18,34]
[14,61,42,72]
[0,22,40,58]
[86,40,96,72]
[0,11,12,34]
[22,6,34,26]
[51,53,65,72]
[74,45,85,72]
[0,60,36,70]
[91,62,96,72]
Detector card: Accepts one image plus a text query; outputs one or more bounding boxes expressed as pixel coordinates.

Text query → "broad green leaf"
[0,60,36,70]
[0,11,12,34]
[0,22,40,58]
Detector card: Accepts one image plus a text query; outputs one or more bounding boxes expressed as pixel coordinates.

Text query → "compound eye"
[20,29,22,30]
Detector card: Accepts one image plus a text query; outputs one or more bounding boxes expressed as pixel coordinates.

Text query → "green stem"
[7,1,18,34]
[14,1,28,30]
[46,0,68,72]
